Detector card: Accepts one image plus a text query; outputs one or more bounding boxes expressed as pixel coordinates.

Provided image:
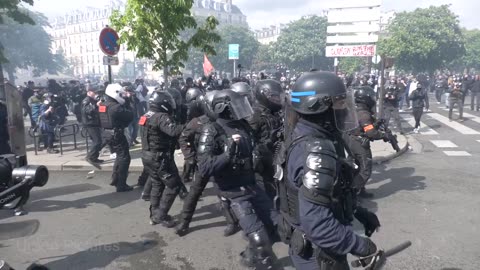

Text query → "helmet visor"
[229,95,254,120]
[332,89,358,132]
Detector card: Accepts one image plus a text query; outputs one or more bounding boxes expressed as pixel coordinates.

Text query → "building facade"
[47,0,247,79]
[254,24,286,45]
[192,0,247,26]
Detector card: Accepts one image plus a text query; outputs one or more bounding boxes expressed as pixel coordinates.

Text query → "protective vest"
[98,103,113,129]
[140,112,176,153]
[214,120,256,190]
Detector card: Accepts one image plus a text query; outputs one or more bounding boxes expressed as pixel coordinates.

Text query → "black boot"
[149,206,176,228]
[175,220,191,237]
[241,229,276,270]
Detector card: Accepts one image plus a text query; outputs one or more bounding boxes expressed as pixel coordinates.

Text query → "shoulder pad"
[302,138,337,191]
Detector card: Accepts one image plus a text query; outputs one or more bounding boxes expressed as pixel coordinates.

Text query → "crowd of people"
[8,67,479,269]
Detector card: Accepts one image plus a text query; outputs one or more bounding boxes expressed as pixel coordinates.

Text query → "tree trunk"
[163,65,168,87]
[6,67,15,85]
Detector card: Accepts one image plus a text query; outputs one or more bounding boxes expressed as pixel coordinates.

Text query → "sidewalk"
[26,134,409,171]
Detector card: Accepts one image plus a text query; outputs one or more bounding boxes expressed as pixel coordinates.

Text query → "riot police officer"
[176,90,240,237]
[231,81,254,104]
[82,85,103,164]
[248,79,283,200]
[197,89,279,268]
[383,78,404,134]
[100,84,134,192]
[140,91,185,227]
[180,87,205,184]
[279,71,379,269]
[345,86,389,198]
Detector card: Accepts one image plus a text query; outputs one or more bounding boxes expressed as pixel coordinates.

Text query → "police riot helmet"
[203,90,219,120]
[212,89,253,120]
[289,71,358,131]
[254,79,283,112]
[185,87,204,104]
[105,83,126,105]
[149,91,176,113]
[354,86,376,108]
[231,82,253,103]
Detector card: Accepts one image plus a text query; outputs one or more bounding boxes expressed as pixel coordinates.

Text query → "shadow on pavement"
[27,188,142,213]
[0,219,40,241]
[40,232,160,270]
[190,202,222,223]
[29,183,102,202]
[368,164,427,201]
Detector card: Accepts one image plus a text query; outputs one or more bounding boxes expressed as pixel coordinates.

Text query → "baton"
[351,241,412,268]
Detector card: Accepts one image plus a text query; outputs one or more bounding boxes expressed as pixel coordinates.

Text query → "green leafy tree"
[110,0,221,84]
[209,25,260,74]
[461,29,480,71]
[1,11,64,84]
[338,57,366,75]
[273,15,332,72]
[0,0,35,84]
[252,44,275,72]
[378,5,465,74]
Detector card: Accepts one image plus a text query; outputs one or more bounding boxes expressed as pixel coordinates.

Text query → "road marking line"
[428,113,480,135]
[443,151,472,157]
[400,115,438,135]
[430,140,458,148]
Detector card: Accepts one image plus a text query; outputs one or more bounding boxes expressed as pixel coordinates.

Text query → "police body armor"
[275,134,356,245]
[140,111,177,153]
[193,115,211,150]
[98,100,132,130]
[201,120,256,191]
[349,103,375,138]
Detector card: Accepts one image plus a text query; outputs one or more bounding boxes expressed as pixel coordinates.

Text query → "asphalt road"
[1,94,479,270]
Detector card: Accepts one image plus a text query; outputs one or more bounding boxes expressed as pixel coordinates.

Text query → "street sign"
[327,24,380,34]
[99,26,120,56]
[327,35,379,44]
[103,56,119,65]
[328,8,381,23]
[372,55,382,64]
[228,44,239,60]
[326,45,376,57]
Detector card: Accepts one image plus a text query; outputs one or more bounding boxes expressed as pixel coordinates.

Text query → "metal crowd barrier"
[28,127,47,155]
[54,124,80,155]
[80,127,90,150]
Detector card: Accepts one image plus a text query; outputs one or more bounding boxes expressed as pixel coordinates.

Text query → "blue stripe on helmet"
[291,91,316,97]
[291,98,301,103]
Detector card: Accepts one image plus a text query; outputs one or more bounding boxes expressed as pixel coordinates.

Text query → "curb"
[372,134,410,164]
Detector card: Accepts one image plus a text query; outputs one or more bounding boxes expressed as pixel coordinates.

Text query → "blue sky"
[31,0,478,30]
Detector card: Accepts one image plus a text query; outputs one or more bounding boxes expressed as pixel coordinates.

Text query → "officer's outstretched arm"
[158,114,184,137]
[298,139,375,257]
[197,124,230,177]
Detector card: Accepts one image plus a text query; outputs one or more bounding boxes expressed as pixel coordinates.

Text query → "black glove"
[352,237,377,257]
[355,207,381,237]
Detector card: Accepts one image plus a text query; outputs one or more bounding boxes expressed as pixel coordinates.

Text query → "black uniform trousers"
[180,169,210,223]
[85,126,103,161]
[435,88,444,103]
[256,153,276,201]
[142,151,181,219]
[225,184,279,235]
[106,129,131,189]
[344,135,372,190]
